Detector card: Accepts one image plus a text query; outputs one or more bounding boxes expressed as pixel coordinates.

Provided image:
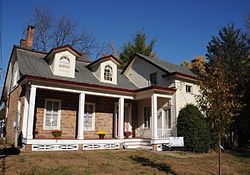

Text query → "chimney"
[191,59,199,70]
[20,39,27,47]
[20,25,35,49]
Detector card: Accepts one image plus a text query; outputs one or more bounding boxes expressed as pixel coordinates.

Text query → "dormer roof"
[45,45,82,59]
[10,46,136,89]
[87,55,122,69]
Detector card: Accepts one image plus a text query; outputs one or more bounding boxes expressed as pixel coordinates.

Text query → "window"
[150,72,157,86]
[84,103,95,131]
[104,65,113,81]
[59,56,70,68]
[163,108,171,129]
[44,99,61,130]
[186,85,192,93]
[58,56,70,74]
[144,106,150,128]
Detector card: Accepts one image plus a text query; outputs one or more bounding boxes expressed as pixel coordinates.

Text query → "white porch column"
[151,94,158,140]
[118,97,124,139]
[22,87,30,138]
[27,85,37,140]
[77,93,85,139]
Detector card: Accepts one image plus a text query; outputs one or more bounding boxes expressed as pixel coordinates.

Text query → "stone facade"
[34,90,116,139]
[34,89,78,139]
[5,85,24,144]
[84,95,116,139]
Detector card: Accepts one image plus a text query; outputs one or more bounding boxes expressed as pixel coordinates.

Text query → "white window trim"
[100,62,117,85]
[104,65,113,81]
[43,99,61,130]
[143,106,150,129]
[186,85,193,93]
[84,102,95,131]
[59,56,70,68]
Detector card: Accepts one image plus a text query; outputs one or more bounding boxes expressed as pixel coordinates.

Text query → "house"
[1,26,198,151]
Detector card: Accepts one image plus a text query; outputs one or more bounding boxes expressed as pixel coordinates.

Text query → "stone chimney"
[20,25,35,49]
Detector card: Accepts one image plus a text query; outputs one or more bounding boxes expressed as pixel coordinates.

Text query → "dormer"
[45,45,81,78]
[87,55,122,84]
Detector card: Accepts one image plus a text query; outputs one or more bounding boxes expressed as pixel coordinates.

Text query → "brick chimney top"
[20,25,35,49]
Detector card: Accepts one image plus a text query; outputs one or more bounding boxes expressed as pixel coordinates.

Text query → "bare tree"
[26,7,108,58]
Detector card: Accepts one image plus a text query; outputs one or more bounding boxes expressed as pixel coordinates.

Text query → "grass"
[0,149,249,175]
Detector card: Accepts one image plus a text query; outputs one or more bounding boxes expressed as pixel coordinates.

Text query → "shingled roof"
[16,47,137,90]
[136,53,196,77]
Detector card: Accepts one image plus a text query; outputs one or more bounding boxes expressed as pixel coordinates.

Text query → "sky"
[0,0,250,87]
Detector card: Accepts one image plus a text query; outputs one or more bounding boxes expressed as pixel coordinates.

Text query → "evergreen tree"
[206,24,250,148]
[177,104,211,153]
[198,24,249,174]
[120,30,156,65]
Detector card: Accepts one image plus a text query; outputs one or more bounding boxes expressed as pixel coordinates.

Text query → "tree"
[206,24,250,148]
[180,56,206,74]
[120,30,156,65]
[177,104,211,153]
[26,7,106,58]
[180,60,192,69]
[198,24,249,175]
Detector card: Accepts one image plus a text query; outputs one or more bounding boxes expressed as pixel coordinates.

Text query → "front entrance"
[114,103,132,138]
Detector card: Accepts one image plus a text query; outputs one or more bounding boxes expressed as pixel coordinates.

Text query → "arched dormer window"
[104,65,113,81]
[59,56,70,68]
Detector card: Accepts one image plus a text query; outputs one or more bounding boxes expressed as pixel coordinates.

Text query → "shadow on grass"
[229,149,250,159]
[0,146,20,159]
[130,156,177,174]
[0,146,20,175]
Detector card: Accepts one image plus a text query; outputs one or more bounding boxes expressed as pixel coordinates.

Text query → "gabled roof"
[87,55,122,69]
[123,53,197,79]
[14,47,137,90]
[45,45,82,59]
[1,46,179,101]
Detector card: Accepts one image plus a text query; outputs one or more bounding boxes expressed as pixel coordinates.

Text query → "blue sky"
[1,0,250,85]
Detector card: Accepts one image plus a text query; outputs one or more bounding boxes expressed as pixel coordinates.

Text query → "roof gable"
[45,45,82,59]
[122,53,196,79]
[87,55,122,69]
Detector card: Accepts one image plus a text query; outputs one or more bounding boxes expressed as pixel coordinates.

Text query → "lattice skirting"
[82,143,120,150]
[32,144,78,151]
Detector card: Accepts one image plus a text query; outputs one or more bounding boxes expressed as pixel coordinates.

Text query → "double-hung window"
[104,65,113,81]
[84,103,95,131]
[186,85,192,93]
[44,99,61,130]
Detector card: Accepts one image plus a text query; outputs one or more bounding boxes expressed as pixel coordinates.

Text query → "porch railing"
[157,129,171,139]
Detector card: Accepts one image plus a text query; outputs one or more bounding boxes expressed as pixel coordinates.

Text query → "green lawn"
[0,149,250,175]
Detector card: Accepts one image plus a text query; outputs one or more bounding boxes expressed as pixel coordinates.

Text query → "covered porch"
[21,83,175,151]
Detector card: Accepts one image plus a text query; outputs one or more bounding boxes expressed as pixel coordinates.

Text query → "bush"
[177,104,211,153]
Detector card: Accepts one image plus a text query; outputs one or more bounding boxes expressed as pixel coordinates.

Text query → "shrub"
[51,130,62,138]
[177,104,211,153]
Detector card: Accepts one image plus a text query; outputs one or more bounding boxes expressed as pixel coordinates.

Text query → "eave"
[18,75,176,97]
[162,72,197,81]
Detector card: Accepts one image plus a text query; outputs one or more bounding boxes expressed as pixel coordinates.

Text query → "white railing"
[157,129,171,139]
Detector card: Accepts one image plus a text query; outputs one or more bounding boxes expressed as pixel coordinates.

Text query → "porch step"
[123,140,152,150]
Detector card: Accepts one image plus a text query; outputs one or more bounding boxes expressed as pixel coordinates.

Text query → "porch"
[25,138,156,151]
[21,83,175,151]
